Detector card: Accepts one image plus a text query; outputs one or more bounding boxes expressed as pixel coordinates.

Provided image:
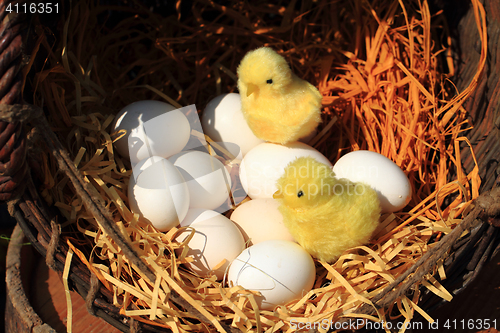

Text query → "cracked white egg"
[227,240,316,310]
[176,209,245,280]
[112,100,191,165]
[128,156,190,231]
[168,151,231,212]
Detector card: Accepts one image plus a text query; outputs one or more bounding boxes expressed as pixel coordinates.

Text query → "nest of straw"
[21,0,492,332]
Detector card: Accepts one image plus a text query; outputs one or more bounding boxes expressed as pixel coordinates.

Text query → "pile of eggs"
[112,94,412,310]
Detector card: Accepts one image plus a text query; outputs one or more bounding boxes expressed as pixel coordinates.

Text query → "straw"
[29,0,486,331]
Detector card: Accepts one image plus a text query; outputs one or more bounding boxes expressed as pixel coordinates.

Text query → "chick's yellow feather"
[273,157,381,262]
[237,47,322,144]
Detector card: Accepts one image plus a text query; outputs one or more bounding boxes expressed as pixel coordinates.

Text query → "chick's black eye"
[297,190,304,198]
[266,79,273,84]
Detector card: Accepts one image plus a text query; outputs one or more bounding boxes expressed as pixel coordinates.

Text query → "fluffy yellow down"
[237,47,322,144]
[273,157,381,263]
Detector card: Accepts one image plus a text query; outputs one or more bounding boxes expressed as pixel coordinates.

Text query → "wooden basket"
[3,0,500,332]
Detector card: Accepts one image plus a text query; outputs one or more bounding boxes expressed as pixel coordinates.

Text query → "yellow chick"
[273,157,381,263]
[237,47,322,144]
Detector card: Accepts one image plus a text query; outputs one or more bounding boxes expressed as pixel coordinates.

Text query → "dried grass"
[28,0,486,332]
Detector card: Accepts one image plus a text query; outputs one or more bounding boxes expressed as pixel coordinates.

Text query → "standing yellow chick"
[273,157,381,263]
[237,47,322,144]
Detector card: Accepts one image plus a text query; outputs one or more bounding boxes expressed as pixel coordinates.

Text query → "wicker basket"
[5,225,57,333]
[4,0,500,332]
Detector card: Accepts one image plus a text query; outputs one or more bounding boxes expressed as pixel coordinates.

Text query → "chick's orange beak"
[246,83,258,97]
[273,189,283,200]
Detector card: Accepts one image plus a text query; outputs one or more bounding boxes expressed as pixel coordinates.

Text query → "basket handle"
[0,2,33,202]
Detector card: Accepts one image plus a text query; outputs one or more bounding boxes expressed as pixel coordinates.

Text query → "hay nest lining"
[26,0,487,332]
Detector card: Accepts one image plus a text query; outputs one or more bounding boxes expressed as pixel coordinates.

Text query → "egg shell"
[201,93,264,156]
[332,150,411,213]
[112,100,191,164]
[128,156,190,231]
[230,198,295,245]
[176,209,245,280]
[168,151,232,212]
[227,240,316,310]
[239,142,332,199]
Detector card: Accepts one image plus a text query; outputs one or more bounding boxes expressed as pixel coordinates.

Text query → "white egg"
[230,199,295,245]
[332,150,412,213]
[176,209,245,280]
[129,155,165,182]
[128,157,190,231]
[227,240,316,310]
[239,142,332,199]
[112,100,191,165]
[168,151,232,212]
[201,93,264,156]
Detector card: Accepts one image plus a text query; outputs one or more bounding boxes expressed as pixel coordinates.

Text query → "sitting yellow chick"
[273,157,381,263]
[237,47,322,144]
